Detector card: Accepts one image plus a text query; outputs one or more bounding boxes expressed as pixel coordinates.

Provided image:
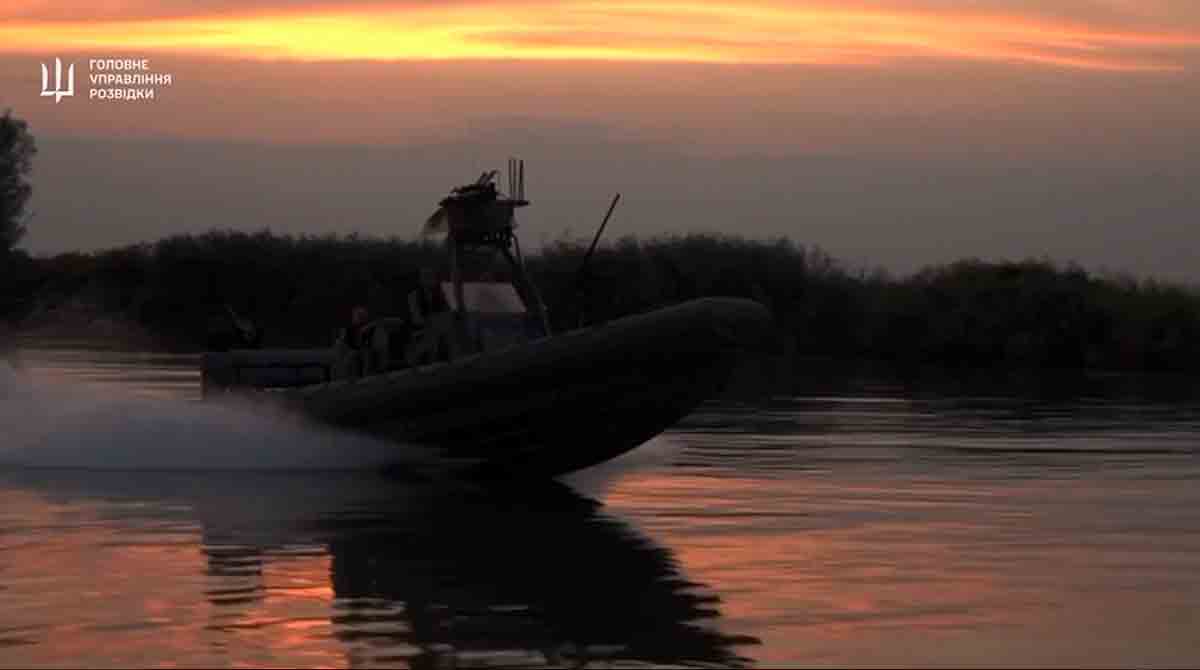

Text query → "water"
[3,349,1200,667]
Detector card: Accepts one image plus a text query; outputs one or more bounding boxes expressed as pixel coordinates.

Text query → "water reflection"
[0,470,757,668]
[13,349,1200,667]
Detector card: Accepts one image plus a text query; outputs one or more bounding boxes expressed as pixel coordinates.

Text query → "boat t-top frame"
[425,159,552,356]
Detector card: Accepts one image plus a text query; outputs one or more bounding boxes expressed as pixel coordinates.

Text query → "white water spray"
[0,361,427,471]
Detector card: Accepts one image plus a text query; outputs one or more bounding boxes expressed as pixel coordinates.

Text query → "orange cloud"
[1,1,1199,71]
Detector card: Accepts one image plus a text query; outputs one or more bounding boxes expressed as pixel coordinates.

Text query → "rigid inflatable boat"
[202,165,773,477]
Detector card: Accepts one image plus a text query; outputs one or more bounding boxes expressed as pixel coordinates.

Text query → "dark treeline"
[5,229,1200,373]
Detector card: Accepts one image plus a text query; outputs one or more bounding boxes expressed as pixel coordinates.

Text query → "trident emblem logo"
[40,58,75,103]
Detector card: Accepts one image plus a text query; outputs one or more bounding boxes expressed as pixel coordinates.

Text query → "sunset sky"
[2,0,1198,278]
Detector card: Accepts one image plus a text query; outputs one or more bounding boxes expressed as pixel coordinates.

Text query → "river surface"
[2,348,1200,668]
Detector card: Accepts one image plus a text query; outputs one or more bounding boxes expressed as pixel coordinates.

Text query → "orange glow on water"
[598,468,1200,665]
[0,489,343,668]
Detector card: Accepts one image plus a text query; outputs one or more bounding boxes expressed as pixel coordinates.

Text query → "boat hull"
[208,298,773,478]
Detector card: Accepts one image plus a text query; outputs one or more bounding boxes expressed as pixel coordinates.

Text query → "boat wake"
[0,361,429,472]
[566,432,684,498]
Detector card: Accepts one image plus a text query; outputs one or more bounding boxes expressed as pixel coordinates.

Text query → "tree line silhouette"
[4,229,1200,373]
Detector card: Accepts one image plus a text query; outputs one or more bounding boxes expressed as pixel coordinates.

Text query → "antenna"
[572,193,622,327]
[507,158,527,202]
